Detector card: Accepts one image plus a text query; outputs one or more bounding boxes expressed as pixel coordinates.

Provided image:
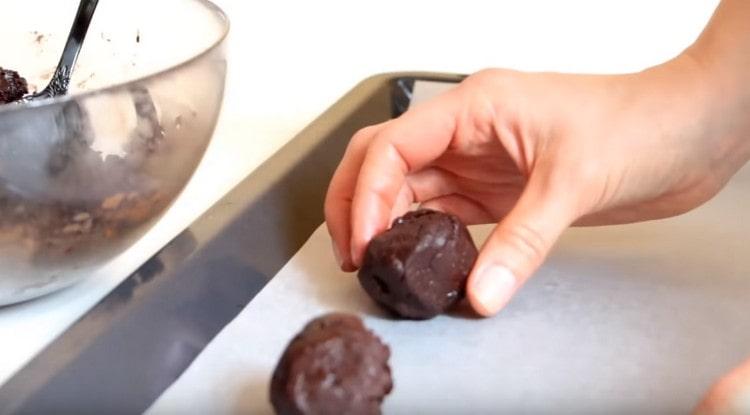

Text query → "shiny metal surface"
[22,0,99,102]
[0,72,453,413]
[0,0,229,305]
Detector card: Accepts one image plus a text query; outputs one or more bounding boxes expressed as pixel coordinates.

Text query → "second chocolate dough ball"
[358,209,478,319]
[270,313,392,415]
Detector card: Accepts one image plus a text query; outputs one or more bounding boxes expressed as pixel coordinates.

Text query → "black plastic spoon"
[23,0,99,102]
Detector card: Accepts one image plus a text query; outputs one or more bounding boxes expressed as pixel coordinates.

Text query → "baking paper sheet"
[146,81,750,413]
[148,175,750,413]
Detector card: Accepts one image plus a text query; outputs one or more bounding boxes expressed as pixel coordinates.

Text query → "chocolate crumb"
[0,67,29,104]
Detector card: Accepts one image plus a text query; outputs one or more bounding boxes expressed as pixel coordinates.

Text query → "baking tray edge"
[0,72,464,414]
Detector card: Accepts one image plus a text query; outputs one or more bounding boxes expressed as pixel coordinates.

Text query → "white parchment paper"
[147,82,750,414]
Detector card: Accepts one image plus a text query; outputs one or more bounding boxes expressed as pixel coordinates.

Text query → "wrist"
[645,51,750,170]
[681,47,750,167]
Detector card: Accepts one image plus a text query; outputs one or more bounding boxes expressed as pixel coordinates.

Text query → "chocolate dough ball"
[358,209,478,320]
[0,68,28,104]
[270,313,392,415]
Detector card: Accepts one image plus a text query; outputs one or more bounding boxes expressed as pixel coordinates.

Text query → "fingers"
[326,88,460,270]
[389,183,416,225]
[695,357,750,415]
[466,175,576,316]
[420,193,500,225]
[348,94,461,266]
[325,123,388,271]
[388,167,459,224]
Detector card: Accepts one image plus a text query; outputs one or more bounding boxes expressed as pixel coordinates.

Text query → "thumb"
[467,177,575,316]
[695,357,750,415]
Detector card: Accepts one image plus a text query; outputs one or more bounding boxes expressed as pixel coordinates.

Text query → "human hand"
[325,56,750,316]
[324,0,750,409]
[696,358,750,414]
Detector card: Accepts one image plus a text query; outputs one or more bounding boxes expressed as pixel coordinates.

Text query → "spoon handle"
[44,0,100,96]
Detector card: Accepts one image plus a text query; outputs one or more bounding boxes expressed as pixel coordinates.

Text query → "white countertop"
[0,0,719,387]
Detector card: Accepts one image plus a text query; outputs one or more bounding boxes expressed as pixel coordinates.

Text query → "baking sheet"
[145,79,750,413]
[147,166,750,413]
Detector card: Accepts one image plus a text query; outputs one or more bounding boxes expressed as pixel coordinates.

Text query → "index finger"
[349,91,462,266]
[325,123,388,271]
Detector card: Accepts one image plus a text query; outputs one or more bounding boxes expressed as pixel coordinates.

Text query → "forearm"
[689,0,750,84]
[685,0,750,142]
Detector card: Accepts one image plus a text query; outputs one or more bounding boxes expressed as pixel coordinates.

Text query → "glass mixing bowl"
[0,0,229,305]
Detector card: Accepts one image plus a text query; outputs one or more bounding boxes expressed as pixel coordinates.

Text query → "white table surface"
[0,0,720,388]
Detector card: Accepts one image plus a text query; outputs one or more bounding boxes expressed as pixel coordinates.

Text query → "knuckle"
[466,68,501,85]
[501,223,549,265]
[462,68,513,92]
[325,170,345,203]
[323,199,337,221]
[350,125,381,146]
[369,137,410,174]
[324,179,352,223]
[572,161,601,185]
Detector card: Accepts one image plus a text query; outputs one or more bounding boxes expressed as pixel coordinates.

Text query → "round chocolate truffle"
[358,209,478,319]
[0,68,28,104]
[270,313,392,415]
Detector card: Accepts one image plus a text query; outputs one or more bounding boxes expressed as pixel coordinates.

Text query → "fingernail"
[471,265,517,316]
[350,245,362,269]
[333,242,356,272]
[332,242,344,269]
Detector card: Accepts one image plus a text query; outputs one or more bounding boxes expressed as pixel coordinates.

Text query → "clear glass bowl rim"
[0,0,230,115]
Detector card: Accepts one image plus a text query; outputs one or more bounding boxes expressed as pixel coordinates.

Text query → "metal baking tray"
[2,71,750,414]
[0,72,465,414]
